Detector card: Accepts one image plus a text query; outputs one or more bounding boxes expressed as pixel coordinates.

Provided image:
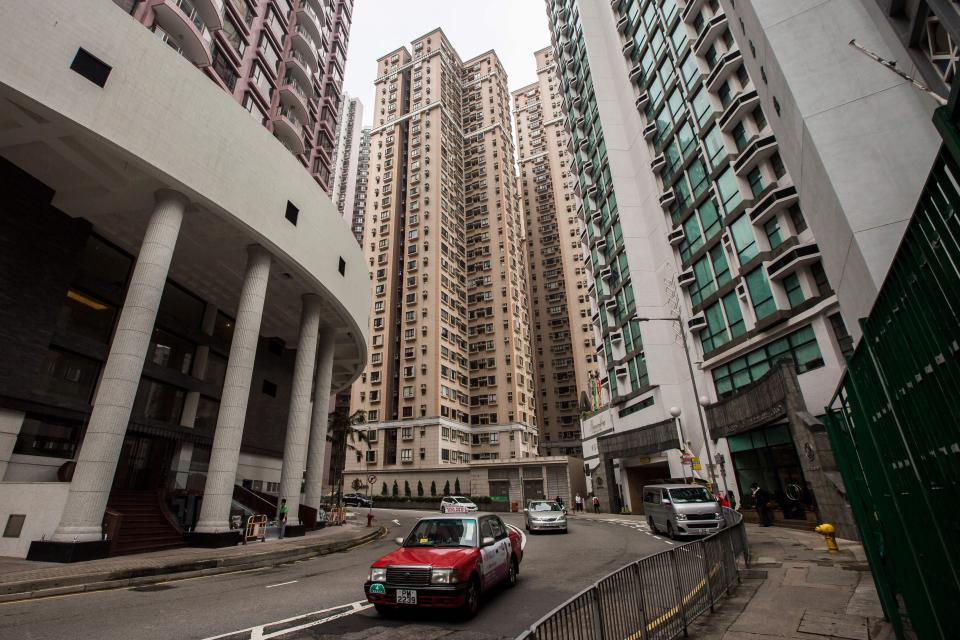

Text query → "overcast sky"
[343,0,552,126]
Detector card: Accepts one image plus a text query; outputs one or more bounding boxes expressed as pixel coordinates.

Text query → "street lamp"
[636,317,720,492]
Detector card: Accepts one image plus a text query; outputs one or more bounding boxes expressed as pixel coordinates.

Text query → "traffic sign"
[368,474,377,484]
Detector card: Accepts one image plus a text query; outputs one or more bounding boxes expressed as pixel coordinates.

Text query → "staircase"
[106,490,185,556]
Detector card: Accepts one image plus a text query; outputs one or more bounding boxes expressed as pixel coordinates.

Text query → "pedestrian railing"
[516,509,749,640]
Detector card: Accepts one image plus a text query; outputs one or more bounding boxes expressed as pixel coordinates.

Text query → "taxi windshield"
[454,497,473,504]
[529,501,562,512]
[405,518,478,548]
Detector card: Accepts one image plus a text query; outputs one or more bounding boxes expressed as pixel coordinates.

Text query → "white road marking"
[506,523,527,550]
[264,580,298,589]
[202,600,371,640]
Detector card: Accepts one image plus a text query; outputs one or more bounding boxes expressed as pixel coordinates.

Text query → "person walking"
[591,495,600,514]
[750,483,772,526]
[575,493,583,513]
[278,498,289,539]
[726,489,738,511]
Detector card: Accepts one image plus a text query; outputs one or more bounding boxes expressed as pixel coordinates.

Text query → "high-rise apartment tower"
[331,95,364,223]
[350,126,372,243]
[122,0,353,192]
[513,47,597,457]
[347,29,539,490]
[546,0,938,528]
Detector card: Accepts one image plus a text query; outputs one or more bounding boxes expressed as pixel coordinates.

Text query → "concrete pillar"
[303,329,336,509]
[194,245,272,533]
[276,295,322,526]
[52,189,187,542]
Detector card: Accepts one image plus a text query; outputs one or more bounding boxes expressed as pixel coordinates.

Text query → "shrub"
[404,480,411,497]
[417,480,424,497]
[454,478,461,494]
[381,482,388,496]
[430,480,437,497]
[443,480,451,496]
[392,480,399,497]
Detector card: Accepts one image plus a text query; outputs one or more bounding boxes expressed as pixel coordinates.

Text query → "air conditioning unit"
[667,226,685,247]
[678,267,696,286]
[591,209,604,225]
[687,313,708,332]
[635,93,649,110]
[659,189,676,209]
[604,297,618,310]
[622,40,636,57]
[616,15,629,32]
[628,63,643,82]
[599,265,612,280]
[595,237,607,251]
[610,330,623,343]
[643,121,658,139]
[651,153,667,173]
[615,365,629,378]
[582,158,594,173]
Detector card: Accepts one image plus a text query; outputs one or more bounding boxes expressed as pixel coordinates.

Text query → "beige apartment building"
[347,29,540,494]
[513,47,597,458]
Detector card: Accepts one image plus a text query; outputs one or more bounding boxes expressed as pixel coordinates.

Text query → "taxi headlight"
[369,567,386,582]
[675,514,688,521]
[431,568,458,584]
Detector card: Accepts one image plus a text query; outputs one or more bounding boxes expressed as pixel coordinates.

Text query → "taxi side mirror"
[481,536,495,547]
[394,537,404,546]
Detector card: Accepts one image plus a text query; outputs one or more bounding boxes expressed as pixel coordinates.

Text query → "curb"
[0,526,386,604]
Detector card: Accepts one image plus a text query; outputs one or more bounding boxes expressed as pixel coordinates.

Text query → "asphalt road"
[0,510,673,640]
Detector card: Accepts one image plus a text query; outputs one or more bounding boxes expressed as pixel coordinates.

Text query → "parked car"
[364,514,522,618]
[524,500,567,533]
[642,484,724,539]
[440,496,478,513]
[342,493,373,508]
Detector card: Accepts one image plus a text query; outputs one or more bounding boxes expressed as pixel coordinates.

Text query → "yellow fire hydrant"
[815,523,839,553]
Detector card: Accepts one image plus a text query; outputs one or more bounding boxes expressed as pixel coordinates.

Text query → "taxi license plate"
[396,589,417,605]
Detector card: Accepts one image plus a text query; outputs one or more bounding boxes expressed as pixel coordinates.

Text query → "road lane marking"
[202,599,371,640]
[265,580,298,589]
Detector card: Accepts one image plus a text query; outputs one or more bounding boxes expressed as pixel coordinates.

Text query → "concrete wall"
[0,409,24,480]
[0,483,69,557]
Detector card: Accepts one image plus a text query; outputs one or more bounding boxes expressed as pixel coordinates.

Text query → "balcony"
[273,106,306,155]
[296,4,324,44]
[705,50,743,92]
[682,0,708,25]
[622,40,635,57]
[692,13,727,56]
[285,49,315,88]
[291,26,321,72]
[733,134,778,176]
[280,76,311,121]
[749,185,798,225]
[667,225,685,246]
[767,242,821,281]
[153,0,214,67]
[718,89,760,132]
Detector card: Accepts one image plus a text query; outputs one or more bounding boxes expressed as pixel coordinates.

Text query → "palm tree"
[325,409,367,506]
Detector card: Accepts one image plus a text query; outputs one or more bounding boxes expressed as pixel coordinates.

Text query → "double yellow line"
[622,562,722,640]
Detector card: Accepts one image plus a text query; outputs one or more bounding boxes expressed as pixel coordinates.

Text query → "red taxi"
[364,514,522,618]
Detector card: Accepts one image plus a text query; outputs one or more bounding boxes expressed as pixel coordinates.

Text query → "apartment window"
[712,326,824,396]
[716,167,742,213]
[37,348,100,403]
[783,273,805,308]
[401,449,413,462]
[745,267,777,320]
[366,450,377,462]
[764,217,784,249]
[367,429,379,442]
[747,166,764,197]
[729,215,758,264]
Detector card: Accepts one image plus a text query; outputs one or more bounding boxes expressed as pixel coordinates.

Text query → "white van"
[642,484,724,539]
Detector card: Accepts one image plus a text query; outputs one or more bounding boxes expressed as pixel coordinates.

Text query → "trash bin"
[511,501,519,512]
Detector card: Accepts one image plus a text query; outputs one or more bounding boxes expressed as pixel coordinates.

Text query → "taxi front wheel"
[461,577,481,619]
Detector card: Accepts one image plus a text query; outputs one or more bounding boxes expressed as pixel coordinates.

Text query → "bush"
[381,482,388,496]
[430,480,437,497]
[392,480,399,497]
[417,480,424,497]
[404,480,411,497]
[443,480,451,496]
[454,478,461,494]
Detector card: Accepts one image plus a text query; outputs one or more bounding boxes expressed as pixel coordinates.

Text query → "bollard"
[814,523,839,553]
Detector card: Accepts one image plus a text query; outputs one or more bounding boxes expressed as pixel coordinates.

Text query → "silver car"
[642,484,724,539]
[524,500,568,533]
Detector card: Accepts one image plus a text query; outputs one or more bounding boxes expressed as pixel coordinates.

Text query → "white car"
[440,496,478,513]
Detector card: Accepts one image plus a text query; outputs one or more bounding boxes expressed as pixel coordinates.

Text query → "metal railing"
[516,509,749,640]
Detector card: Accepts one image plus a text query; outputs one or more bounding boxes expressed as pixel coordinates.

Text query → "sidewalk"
[0,522,385,603]
[568,511,892,639]
[687,524,892,640]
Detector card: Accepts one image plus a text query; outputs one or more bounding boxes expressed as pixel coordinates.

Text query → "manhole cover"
[130,584,176,592]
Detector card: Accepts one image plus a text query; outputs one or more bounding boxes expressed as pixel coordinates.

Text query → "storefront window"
[135,379,186,424]
[13,414,83,458]
[157,283,205,334]
[75,236,131,301]
[727,424,811,519]
[195,396,220,431]
[57,289,116,343]
[148,328,195,375]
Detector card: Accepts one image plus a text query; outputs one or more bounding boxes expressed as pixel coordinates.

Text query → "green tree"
[430,480,437,497]
[404,480,411,497]
[392,480,399,497]
[417,480,424,497]
[381,481,388,496]
[443,480,451,496]
[454,478,461,495]
[325,409,367,506]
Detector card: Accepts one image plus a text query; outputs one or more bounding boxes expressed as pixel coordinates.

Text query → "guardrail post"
[670,548,689,637]
[699,540,715,613]
[632,561,649,640]
[591,586,606,640]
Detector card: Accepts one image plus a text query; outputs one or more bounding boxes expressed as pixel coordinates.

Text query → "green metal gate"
[824,105,960,639]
